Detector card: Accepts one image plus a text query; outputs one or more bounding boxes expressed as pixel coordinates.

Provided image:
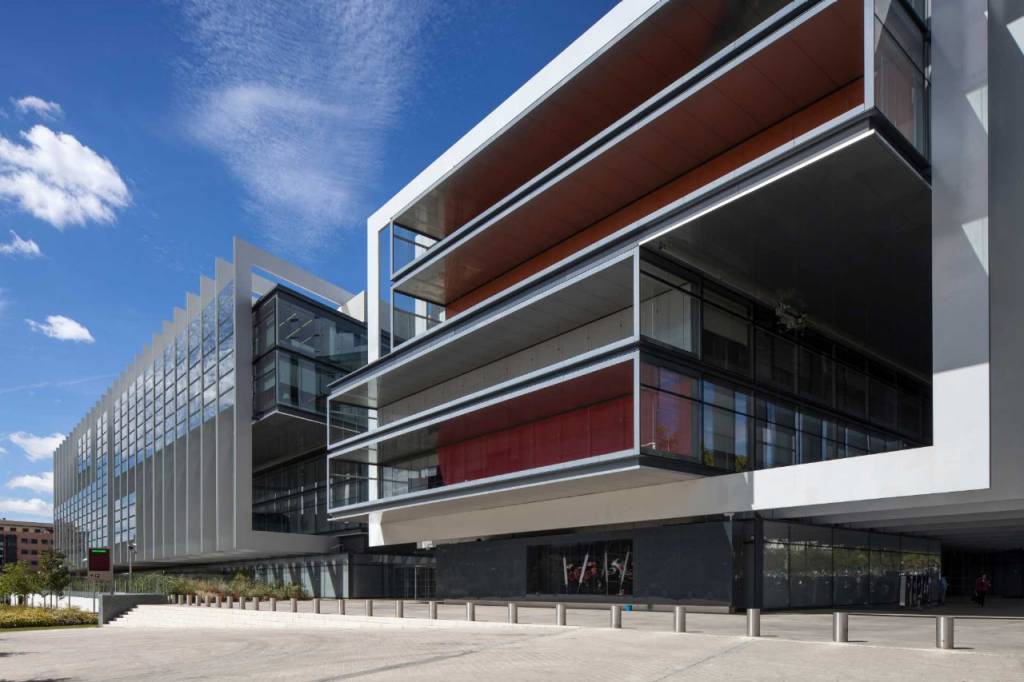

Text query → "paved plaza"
[3,599,1024,681]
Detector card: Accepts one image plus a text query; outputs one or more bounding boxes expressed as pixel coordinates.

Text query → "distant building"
[53,238,431,598]
[0,519,54,569]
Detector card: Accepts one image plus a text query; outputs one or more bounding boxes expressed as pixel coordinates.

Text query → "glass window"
[797,346,834,406]
[834,546,871,606]
[897,382,923,438]
[790,541,833,608]
[869,378,898,429]
[763,542,789,609]
[756,399,797,469]
[277,352,320,414]
[702,301,751,376]
[755,329,796,393]
[527,540,633,596]
[640,363,701,462]
[254,299,276,358]
[276,294,368,371]
[873,1,928,155]
[702,380,752,471]
[640,265,699,354]
[836,365,867,418]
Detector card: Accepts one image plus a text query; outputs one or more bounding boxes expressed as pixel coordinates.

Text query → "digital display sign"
[88,547,112,579]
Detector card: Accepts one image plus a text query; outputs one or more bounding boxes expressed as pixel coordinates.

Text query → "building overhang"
[370,1,816,240]
[331,357,633,463]
[644,125,931,375]
[329,253,633,411]
[329,452,702,526]
[392,0,864,306]
[251,408,326,470]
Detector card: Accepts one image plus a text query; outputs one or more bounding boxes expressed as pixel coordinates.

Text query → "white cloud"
[0,125,130,228]
[8,432,64,461]
[0,445,7,454]
[0,230,42,257]
[179,0,433,252]
[12,96,63,120]
[26,315,94,343]
[7,471,53,494]
[0,497,52,519]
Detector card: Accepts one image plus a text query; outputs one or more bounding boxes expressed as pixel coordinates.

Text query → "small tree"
[37,550,71,608]
[1,562,41,606]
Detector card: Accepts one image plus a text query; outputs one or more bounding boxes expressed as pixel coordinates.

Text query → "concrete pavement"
[4,600,1024,681]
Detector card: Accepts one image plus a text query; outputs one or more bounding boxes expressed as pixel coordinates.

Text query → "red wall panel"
[436,394,633,485]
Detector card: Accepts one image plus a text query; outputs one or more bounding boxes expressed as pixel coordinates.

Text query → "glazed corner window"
[639,263,698,354]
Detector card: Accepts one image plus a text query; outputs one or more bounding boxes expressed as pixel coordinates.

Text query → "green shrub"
[0,606,97,629]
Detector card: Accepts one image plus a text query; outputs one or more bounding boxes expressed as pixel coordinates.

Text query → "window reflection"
[252,287,367,419]
[873,0,929,156]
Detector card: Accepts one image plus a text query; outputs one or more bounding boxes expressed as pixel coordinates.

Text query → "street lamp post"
[127,542,136,593]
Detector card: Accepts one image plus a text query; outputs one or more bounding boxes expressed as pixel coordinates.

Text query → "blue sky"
[0,0,616,520]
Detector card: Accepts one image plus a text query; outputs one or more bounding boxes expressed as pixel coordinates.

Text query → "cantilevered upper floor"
[328,0,944,543]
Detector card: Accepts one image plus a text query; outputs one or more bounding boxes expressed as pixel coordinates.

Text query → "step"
[108,605,566,632]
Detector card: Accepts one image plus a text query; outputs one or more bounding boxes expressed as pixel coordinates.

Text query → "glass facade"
[55,278,237,567]
[639,257,929,472]
[252,452,360,535]
[757,521,940,609]
[252,288,367,419]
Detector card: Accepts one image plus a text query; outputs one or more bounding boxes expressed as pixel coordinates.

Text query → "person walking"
[938,575,948,606]
[974,573,991,607]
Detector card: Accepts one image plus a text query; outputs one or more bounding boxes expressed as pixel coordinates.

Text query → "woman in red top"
[974,574,992,607]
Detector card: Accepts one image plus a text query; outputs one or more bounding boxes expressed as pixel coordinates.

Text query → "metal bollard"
[746,608,761,637]
[466,601,475,621]
[240,597,246,610]
[395,600,404,618]
[365,599,373,617]
[610,604,622,629]
[556,603,566,626]
[270,597,277,612]
[833,612,849,643]
[216,595,222,608]
[936,616,955,650]
[428,601,437,620]
[674,605,686,633]
[338,598,345,615]
[227,595,233,609]
[508,602,518,624]
[290,597,297,613]
[313,598,320,614]
[177,594,184,605]
[254,598,260,611]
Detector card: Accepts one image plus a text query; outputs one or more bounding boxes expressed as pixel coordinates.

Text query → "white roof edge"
[366,0,664,237]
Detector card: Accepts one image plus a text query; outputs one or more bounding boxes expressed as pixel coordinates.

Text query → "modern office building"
[326,0,1024,609]
[53,238,432,598]
[0,520,54,569]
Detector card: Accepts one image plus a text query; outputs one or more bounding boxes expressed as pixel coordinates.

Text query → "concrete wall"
[98,593,167,625]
